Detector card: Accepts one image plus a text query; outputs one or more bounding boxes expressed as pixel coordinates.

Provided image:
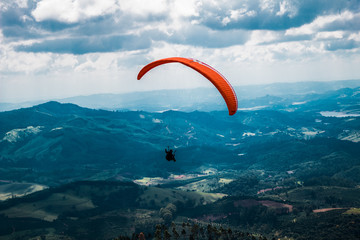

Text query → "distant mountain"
[58,79,360,112]
[0,87,359,186]
[234,79,360,98]
[1,79,360,112]
[1,87,360,240]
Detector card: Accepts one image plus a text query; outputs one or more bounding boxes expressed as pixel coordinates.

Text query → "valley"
[0,82,360,239]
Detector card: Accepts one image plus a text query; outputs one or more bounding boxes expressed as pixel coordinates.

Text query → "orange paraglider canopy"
[137,57,238,115]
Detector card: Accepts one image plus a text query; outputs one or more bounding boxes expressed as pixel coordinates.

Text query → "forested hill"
[0,87,360,240]
[0,86,359,186]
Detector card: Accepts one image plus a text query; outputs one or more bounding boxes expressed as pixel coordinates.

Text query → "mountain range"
[0,83,359,186]
[1,79,360,112]
[0,81,360,239]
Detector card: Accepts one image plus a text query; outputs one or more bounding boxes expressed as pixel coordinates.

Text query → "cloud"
[0,2,35,39]
[16,34,152,54]
[117,0,168,17]
[1,4,27,27]
[168,25,250,48]
[1,0,360,56]
[286,11,360,36]
[0,50,52,73]
[3,0,358,55]
[1,0,360,103]
[282,10,360,51]
[325,39,360,51]
[321,11,360,32]
[196,0,360,30]
[31,0,118,23]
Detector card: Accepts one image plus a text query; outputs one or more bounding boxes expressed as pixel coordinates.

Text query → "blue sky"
[1,0,360,102]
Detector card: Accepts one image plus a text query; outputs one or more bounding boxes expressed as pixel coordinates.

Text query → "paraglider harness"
[165,146,176,162]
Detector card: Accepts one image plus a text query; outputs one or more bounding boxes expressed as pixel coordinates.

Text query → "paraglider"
[165,146,176,162]
[137,57,238,116]
[137,57,238,163]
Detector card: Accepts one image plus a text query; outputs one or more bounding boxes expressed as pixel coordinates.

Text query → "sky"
[1,0,360,103]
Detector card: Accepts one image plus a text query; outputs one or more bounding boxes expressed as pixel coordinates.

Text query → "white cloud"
[0,0,28,10]
[171,0,200,18]
[315,31,344,40]
[246,30,281,45]
[169,0,200,30]
[74,53,120,72]
[222,17,231,26]
[222,8,257,26]
[232,8,256,19]
[349,32,360,41]
[53,54,79,68]
[118,0,167,16]
[32,0,118,23]
[0,50,52,73]
[14,0,28,8]
[286,11,357,36]
[276,0,298,17]
[260,0,277,12]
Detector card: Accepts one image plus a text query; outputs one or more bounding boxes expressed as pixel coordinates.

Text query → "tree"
[160,203,178,225]
[155,225,162,240]
[200,227,205,238]
[207,224,213,236]
[172,228,180,240]
[164,230,171,240]
[163,211,173,225]
[154,229,162,240]
[191,223,200,238]
[166,203,177,214]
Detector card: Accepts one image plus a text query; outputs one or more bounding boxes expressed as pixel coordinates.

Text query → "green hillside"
[1,87,360,186]
[0,86,360,239]
[0,181,227,239]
